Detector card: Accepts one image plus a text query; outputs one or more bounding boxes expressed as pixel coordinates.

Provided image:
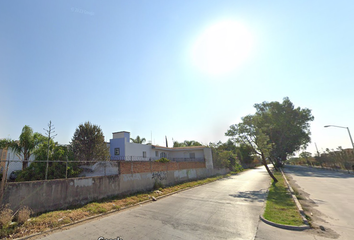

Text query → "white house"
[109,131,213,169]
[0,147,35,180]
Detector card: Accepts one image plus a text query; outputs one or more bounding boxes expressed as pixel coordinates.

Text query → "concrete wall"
[2,167,229,214]
[119,161,206,174]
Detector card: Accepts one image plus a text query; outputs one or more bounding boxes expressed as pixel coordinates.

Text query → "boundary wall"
[2,161,227,214]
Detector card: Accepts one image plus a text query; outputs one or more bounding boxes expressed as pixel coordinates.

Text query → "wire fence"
[0,157,206,180]
[109,156,205,162]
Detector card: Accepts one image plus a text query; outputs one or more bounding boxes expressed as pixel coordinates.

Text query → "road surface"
[36,167,270,240]
[284,165,354,239]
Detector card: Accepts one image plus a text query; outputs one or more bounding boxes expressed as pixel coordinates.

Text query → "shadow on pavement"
[229,189,267,202]
[285,165,354,179]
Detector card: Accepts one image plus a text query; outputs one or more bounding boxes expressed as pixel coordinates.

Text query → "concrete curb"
[259,215,310,231]
[14,172,238,240]
[280,168,310,227]
[260,168,310,231]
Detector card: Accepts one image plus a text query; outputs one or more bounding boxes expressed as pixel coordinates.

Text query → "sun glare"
[191,20,254,76]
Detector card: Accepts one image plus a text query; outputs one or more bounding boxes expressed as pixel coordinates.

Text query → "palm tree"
[183,140,202,147]
[130,135,146,144]
[0,125,44,169]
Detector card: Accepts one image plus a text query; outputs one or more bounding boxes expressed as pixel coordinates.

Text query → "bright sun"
[191,20,254,76]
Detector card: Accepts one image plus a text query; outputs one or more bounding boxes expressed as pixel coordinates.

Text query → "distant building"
[109,131,213,169]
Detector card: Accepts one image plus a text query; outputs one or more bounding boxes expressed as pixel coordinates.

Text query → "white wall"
[125,142,153,161]
[2,148,35,179]
[168,149,204,159]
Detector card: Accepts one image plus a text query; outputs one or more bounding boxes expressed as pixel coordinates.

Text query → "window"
[189,153,195,159]
[155,151,158,157]
[160,152,166,158]
[143,151,146,158]
[114,148,120,155]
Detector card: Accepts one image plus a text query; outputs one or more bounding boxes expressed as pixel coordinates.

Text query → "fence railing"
[110,156,205,162]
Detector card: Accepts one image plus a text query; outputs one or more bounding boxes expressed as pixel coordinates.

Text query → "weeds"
[0,204,13,228]
[16,206,32,224]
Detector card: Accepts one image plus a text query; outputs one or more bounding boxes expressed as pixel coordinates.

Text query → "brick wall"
[119,161,206,174]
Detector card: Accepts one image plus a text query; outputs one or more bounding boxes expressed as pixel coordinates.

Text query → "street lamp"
[324,125,354,150]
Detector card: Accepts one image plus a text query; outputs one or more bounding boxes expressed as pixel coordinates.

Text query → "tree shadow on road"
[229,189,267,203]
[285,165,354,179]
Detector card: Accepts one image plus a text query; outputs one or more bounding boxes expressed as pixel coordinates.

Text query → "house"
[0,147,35,180]
[109,131,213,169]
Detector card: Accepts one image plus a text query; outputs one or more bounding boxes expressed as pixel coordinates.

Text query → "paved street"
[257,165,354,240]
[285,165,354,239]
[36,167,270,240]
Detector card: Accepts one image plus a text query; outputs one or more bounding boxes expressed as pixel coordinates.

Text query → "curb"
[14,172,237,240]
[280,168,310,227]
[260,168,310,231]
[259,215,310,231]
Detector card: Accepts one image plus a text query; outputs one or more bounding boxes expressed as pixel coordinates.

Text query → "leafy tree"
[226,114,278,182]
[226,97,314,182]
[71,122,109,164]
[254,97,314,167]
[0,125,44,169]
[299,151,312,166]
[236,144,255,166]
[130,136,146,144]
[208,141,245,171]
[16,141,81,181]
[173,140,202,147]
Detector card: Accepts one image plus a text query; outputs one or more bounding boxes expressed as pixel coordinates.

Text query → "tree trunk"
[269,157,279,171]
[261,153,278,182]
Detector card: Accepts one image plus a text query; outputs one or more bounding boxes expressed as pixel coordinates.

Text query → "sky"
[1,1,354,156]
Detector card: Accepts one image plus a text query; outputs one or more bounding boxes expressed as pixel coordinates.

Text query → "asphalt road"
[284,165,354,240]
[36,167,270,240]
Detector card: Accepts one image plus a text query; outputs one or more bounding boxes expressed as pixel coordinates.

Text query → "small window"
[190,153,195,159]
[160,152,166,158]
[155,151,158,157]
[114,148,120,155]
[143,151,147,158]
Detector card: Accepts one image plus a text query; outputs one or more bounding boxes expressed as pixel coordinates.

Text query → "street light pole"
[324,125,354,150]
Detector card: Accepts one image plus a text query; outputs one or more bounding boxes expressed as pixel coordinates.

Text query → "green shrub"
[153,180,164,190]
[155,157,170,163]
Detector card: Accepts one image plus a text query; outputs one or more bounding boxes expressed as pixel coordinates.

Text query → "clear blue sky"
[1,1,354,156]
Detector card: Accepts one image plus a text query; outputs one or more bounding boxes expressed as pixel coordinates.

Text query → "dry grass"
[17,206,32,224]
[0,205,13,227]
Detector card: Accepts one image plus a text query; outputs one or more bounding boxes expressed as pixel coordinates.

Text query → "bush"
[0,205,13,228]
[155,157,170,163]
[153,180,164,190]
[16,206,32,224]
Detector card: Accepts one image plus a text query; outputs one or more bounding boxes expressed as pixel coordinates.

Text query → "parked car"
[9,170,21,181]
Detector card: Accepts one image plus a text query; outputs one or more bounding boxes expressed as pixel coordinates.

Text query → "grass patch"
[0,168,245,239]
[263,171,304,226]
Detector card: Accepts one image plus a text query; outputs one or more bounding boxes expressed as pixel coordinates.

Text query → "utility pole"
[44,121,57,180]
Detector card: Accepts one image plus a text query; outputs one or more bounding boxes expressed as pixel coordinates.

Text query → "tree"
[236,143,255,166]
[226,114,278,182]
[71,122,109,164]
[299,152,312,166]
[253,97,314,167]
[130,136,146,144]
[173,140,202,147]
[226,97,314,182]
[0,125,44,170]
[16,140,81,181]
